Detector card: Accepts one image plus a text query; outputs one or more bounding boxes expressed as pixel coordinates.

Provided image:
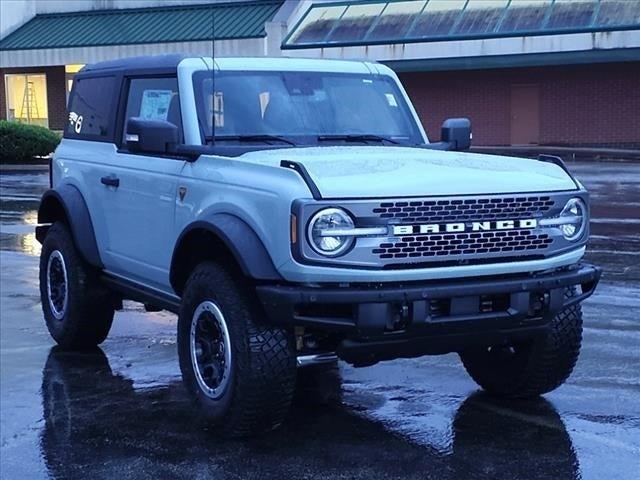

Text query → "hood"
[238,146,576,198]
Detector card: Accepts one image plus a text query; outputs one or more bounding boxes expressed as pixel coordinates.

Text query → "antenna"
[211,5,216,145]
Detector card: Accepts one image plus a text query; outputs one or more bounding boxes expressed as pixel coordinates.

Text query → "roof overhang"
[283,29,640,71]
[0,38,267,68]
[0,0,283,67]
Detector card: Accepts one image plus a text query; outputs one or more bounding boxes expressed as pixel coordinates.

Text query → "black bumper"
[256,263,601,364]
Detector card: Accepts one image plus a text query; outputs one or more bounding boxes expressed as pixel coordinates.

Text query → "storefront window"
[4,74,49,127]
[65,64,85,101]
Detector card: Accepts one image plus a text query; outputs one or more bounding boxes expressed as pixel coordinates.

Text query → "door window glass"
[122,77,182,145]
[66,75,116,139]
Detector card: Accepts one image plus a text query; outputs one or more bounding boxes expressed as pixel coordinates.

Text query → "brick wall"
[0,65,67,130]
[399,62,640,149]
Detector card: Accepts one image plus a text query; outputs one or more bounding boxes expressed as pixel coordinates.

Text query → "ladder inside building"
[20,81,39,122]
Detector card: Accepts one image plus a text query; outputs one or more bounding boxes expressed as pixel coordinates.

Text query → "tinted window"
[121,77,182,145]
[66,75,116,140]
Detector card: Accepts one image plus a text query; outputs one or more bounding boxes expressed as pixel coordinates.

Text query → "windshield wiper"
[317,134,400,145]
[213,134,296,146]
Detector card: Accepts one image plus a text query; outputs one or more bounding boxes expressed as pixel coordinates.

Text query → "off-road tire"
[177,261,297,437]
[459,287,582,398]
[39,222,114,349]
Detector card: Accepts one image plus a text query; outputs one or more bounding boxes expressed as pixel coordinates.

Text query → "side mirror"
[126,118,179,154]
[441,118,471,151]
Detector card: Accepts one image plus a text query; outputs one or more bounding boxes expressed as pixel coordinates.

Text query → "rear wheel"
[39,222,114,349]
[459,288,583,398]
[177,261,296,437]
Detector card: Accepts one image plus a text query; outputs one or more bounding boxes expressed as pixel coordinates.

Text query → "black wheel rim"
[190,301,231,399]
[46,250,68,320]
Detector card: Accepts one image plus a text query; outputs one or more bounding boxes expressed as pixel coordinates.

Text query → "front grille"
[296,191,578,269]
[373,229,553,260]
[373,195,555,223]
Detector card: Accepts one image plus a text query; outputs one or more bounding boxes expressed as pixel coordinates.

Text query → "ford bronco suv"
[37,55,601,436]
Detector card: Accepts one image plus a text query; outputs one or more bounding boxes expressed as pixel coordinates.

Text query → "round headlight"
[308,208,355,256]
[559,198,587,241]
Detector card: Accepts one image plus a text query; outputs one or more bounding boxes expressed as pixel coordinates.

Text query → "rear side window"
[66,75,117,141]
[121,77,182,146]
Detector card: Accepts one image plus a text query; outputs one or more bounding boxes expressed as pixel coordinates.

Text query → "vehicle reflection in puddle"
[40,347,579,479]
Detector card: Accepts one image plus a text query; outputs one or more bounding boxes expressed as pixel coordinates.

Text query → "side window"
[122,77,182,146]
[66,75,116,140]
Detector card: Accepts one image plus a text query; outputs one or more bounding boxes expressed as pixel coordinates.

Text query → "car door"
[96,76,186,290]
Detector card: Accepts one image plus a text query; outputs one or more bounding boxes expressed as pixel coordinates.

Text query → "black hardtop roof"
[80,54,188,74]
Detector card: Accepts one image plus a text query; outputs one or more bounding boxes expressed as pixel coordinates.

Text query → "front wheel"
[459,288,583,398]
[177,262,296,437]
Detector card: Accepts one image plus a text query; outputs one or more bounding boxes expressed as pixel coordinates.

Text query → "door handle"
[100,175,120,188]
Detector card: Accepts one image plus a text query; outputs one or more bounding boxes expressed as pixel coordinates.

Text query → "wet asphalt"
[0,162,638,479]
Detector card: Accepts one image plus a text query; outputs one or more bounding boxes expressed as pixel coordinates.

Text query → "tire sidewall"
[40,223,83,342]
[177,269,240,421]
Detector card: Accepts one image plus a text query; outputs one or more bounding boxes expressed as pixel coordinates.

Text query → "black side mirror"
[441,118,471,151]
[126,118,179,154]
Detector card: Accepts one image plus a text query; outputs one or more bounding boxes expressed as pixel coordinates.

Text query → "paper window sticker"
[385,93,398,107]
[140,90,173,121]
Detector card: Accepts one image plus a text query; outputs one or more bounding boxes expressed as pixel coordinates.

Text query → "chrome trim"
[297,352,338,367]
[318,226,388,237]
[539,216,583,226]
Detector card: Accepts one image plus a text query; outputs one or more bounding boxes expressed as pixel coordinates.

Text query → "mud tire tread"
[178,261,296,437]
[39,222,114,349]
[460,287,583,398]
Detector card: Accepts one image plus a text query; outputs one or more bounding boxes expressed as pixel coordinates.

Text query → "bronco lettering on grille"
[392,219,538,236]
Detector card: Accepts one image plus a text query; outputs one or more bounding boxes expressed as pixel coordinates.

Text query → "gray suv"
[37,55,601,436]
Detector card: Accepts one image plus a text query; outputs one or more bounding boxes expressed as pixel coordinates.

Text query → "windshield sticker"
[68,111,83,133]
[140,90,173,121]
[311,89,328,102]
[259,91,270,118]
[385,93,398,107]
[213,91,224,127]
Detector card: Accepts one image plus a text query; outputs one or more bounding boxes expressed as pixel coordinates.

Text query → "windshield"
[192,70,423,145]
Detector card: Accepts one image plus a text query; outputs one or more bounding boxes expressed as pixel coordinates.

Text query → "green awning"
[0,1,283,51]
[283,0,640,49]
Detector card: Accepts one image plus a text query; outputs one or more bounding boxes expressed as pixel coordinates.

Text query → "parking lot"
[1,161,639,479]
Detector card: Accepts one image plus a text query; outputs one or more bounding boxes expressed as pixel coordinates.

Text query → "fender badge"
[178,186,187,201]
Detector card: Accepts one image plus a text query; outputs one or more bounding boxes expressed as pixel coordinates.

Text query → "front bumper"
[256,263,601,364]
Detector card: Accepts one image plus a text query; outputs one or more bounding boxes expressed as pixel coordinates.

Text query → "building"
[1,0,639,148]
